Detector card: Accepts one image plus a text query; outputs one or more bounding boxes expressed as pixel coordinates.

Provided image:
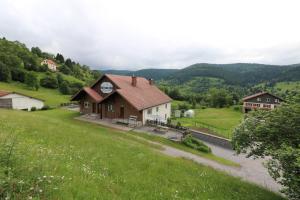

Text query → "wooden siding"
[0,98,12,109]
[244,93,281,104]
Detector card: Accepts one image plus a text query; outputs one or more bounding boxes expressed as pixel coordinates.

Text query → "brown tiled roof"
[70,87,103,102]
[0,90,11,97]
[243,91,283,101]
[104,74,172,110]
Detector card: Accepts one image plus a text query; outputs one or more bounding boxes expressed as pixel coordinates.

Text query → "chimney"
[131,75,137,87]
[149,78,154,85]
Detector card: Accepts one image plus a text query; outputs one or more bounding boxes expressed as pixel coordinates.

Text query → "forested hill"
[0,37,100,94]
[102,68,179,80]
[103,63,300,85]
[166,63,300,86]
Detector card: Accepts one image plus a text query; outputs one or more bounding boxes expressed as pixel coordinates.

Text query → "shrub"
[59,81,71,95]
[40,75,58,89]
[31,107,37,111]
[11,68,26,82]
[41,105,50,110]
[25,72,39,90]
[182,134,211,153]
[232,105,242,112]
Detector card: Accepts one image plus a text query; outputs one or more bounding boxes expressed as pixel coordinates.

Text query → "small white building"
[142,102,171,124]
[41,59,57,71]
[184,109,195,118]
[0,91,44,111]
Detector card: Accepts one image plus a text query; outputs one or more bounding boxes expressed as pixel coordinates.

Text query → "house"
[242,91,283,113]
[0,91,44,111]
[71,74,172,125]
[41,59,57,71]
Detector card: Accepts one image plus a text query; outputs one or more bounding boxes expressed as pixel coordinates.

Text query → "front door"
[92,103,96,113]
[120,106,124,118]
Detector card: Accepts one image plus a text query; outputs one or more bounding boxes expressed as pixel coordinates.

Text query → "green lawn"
[173,107,243,139]
[0,108,283,200]
[0,81,70,107]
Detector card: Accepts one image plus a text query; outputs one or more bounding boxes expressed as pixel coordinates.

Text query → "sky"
[0,0,300,70]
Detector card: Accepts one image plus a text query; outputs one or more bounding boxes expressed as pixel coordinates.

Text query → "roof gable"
[243,92,283,101]
[76,74,172,110]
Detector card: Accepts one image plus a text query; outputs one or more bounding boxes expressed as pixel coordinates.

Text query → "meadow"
[172,106,243,139]
[0,81,70,107]
[0,108,283,200]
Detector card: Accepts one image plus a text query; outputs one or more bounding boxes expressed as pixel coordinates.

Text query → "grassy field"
[129,131,240,167]
[275,81,300,91]
[0,108,283,200]
[173,107,243,139]
[0,81,70,107]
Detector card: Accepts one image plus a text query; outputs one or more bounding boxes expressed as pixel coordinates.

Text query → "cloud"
[1,0,300,70]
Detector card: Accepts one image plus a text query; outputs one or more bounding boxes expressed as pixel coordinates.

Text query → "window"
[108,104,113,112]
[156,107,159,112]
[165,104,168,109]
[147,108,152,115]
[275,99,280,103]
[84,101,89,108]
[257,98,261,102]
[266,98,270,102]
[165,114,167,120]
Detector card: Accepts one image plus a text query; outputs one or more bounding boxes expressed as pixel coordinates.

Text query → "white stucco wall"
[142,102,171,124]
[0,93,44,111]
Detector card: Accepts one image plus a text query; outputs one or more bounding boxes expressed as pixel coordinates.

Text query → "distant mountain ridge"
[102,68,179,80]
[103,63,300,86]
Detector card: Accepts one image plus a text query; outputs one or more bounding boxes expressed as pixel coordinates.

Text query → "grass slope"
[0,108,283,200]
[174,108,243,139]
[0,81,70,107]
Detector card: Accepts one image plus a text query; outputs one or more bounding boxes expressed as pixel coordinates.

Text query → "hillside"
[102,68,179,80]
[0,108,284,200]
[0,37,100,98]
[166,63,300,86]
[0,81,69,106]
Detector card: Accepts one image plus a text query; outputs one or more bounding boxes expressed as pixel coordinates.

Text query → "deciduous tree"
[232,104,300,200]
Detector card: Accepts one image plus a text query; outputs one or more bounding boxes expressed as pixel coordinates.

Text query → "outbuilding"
[0,91,44,111]
[71,74,172,125]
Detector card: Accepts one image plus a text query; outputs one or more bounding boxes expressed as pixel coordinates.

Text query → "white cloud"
[0,0,300,69]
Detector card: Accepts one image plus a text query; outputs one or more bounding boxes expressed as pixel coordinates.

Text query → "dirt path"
[139,137,281,193]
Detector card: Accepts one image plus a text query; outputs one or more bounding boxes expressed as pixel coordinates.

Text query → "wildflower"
[39,189,43,193]
[28,196,33,200]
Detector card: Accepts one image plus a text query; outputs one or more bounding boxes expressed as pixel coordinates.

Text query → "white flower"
[39,189,43,193]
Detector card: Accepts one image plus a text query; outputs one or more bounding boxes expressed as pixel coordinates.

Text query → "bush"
[11,68,26,82]
[25,72,39,90]
[30,107,37,111]
[59,81,71,95]
[40,75,58,89]
[41,105,50,110]
[232,105,242,112]
[182,134,211,153]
